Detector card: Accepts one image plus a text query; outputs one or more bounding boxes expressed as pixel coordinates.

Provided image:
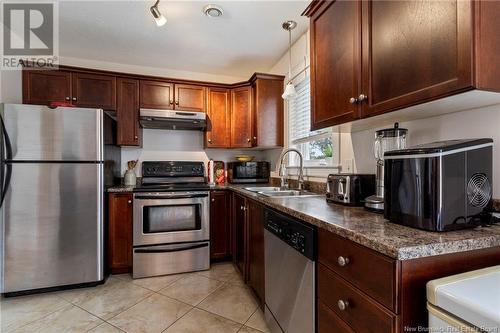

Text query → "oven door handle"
[134,243,208,253]
[134,193,209,200]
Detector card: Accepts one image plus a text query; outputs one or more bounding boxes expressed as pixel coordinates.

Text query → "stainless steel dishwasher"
[264,209,316,333]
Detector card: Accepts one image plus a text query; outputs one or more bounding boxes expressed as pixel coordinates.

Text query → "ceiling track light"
[150,0,167,27]
[282,20,298,100]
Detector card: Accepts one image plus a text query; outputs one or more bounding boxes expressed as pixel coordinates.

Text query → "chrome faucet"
[277,148,304,190]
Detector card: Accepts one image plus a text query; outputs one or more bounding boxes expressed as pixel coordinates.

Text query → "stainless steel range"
[133,161,210,278]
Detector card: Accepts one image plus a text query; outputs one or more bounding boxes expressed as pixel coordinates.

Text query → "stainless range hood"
[139,109,207,131]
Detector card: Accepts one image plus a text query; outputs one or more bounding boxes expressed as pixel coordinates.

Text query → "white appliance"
[427,266,500,333]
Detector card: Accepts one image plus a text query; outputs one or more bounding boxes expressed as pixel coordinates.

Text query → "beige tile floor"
[0,262,271,333]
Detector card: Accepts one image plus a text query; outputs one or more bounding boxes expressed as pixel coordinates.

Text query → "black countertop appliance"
[384,139,493,232]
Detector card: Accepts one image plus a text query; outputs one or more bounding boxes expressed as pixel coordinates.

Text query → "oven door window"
[143,204,201,233]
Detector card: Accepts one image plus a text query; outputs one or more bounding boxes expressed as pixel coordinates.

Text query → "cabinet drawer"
[318,229,398,311]
[318,300,354,333]
[318,264,397,333]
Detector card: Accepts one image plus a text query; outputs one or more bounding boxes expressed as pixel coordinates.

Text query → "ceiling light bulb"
[150,0,167,27]
[282,82,297,100]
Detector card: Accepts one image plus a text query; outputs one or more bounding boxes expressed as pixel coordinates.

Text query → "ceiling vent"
[203,4,223,18]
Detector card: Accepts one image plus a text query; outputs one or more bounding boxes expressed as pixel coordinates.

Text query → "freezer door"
[1,163,103,293]
[1,104,102,161]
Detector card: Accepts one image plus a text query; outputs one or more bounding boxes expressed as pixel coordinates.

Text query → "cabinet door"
[175,84,206,112]
[232,193,248,279]
[247,200,265,306]
[206,88,231,148]
[108,193,133,274]
[310,0,361,130]
[253,79,284,148]
[72,73,116,109]
[210,191,231,260]
[22,70,72,105]
[230,86,253,148]
[140,80,174,109]
[117,78,141,146]
[361,0,473,117]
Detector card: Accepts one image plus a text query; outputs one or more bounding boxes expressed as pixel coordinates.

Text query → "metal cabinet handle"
[65,96,70,101]
[170,100,174,105]
[337,256,350,267]
[208,139,212,144]
[349,97,358,104]
[127,200,132,204]
[358,94,368,102]
[338,300,349,311]
[253,136,257,140]
[247,138,251,143]
[211,198,215,202]
[72,97,77,101]
[175,100,179,106]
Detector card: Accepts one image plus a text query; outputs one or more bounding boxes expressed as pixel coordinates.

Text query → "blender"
[365,122,408,212]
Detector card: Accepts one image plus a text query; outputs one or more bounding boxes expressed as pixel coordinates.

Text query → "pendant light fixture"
[282,20,297,100]
[150,0,167,27]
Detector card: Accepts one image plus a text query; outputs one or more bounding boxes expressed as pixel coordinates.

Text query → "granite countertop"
[106,184,500,260]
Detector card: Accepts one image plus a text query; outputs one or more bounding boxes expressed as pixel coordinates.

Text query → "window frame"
[285,73,340,169]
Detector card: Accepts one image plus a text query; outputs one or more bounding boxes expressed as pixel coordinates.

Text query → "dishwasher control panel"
[264,209,316,260]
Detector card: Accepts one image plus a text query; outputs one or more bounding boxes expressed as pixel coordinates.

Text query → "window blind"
[288,76,326,144]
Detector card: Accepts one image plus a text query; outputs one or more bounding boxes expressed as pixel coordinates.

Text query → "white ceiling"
[59,1,309,79]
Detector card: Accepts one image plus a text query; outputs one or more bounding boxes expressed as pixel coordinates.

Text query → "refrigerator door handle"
[0,116,12,208]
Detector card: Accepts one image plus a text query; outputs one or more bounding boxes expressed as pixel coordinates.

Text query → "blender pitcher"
[365,123,408,212]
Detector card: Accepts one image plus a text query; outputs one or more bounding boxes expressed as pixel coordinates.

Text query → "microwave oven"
[227,161,270,184]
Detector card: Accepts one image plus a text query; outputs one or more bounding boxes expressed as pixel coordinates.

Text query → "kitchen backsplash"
[120,128,268,175]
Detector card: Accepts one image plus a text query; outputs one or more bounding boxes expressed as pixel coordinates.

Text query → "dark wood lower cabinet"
[108,193,133,274]
[210,191,231,261]
[318,228,500,333]
[232,193,248,279]
[247,199,265,306]
[318,300,355,333]
[230,193,265,306]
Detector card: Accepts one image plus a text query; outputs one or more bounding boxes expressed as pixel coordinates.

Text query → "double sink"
[244,186,321,198]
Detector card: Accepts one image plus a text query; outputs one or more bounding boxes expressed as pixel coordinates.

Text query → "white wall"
[121,129,266,175]
[348,104,500,197]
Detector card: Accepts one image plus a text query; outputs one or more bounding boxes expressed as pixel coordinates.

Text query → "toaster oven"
[326,174,376,206]
[384,139,493,232]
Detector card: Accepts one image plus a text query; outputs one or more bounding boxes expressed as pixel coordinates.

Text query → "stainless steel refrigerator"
[0,103,104,294]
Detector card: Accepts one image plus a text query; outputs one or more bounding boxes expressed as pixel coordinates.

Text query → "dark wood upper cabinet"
[361,0,473,117]
[117,78,141,146]
[23,70,72,105]
[231,86,253,148]
[72,73,116,110]
[140,80,174,109]
[206,88,231,148]
[210,191,231,260]
[252,76,284,147]
[108,193,133,274]
[304,0,500,129]
[309,0,361,130]
[247,199,265,307]
[175,84,206,112]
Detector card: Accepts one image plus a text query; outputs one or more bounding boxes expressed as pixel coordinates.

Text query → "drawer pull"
[337,300,349,311]
[337,256,350,267]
